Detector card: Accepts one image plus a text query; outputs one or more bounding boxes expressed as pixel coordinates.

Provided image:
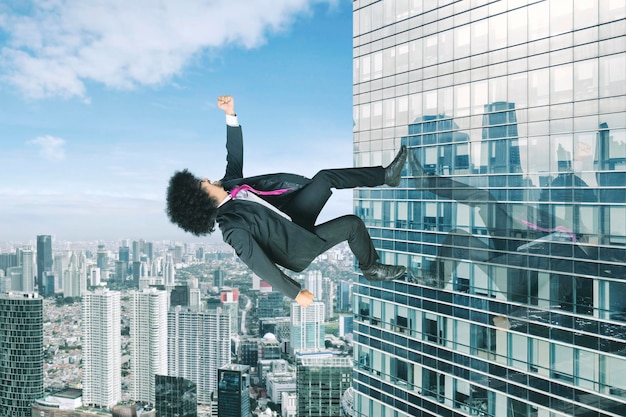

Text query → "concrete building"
[281,392,297,417]
[352,1,626,416]
[82,288,121,408]
[290,301,325,353]
[129,288,168,404]
[296,355,352,417]
[0,292,43,417]
[167,306,231,404]
[266,372,296,404]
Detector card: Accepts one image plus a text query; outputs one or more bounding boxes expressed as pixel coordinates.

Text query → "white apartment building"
[167,306,231,404]
[130,287,168,404]
[82,288,121,408]
[290,301,325,353]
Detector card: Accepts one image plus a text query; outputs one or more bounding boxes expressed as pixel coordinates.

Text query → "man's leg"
[313,215,405,280]
[287,146,407,230]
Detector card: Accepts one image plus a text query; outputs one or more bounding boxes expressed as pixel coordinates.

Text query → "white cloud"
[27,135,67,161]
[0,0,335,99]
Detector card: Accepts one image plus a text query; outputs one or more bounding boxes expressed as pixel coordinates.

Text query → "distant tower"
[296,355,352,417]
[132,240,142,262]
[20,248,34,292]
[96,244,108,270]
[167,306,231,404]
[290,302,325,352]
[130,288,168,404]
[82,288,121,408]
[337,280,353,311]
[322,277,334,319]
[36,235,53,292]
[118,246,130,263]
[164,256,175,287]
[0,292,43,417]
[303,270,323,300]
[145,242,154,261]
[54,252,69,292]
[221,289,239,335]
[217,364,251,417]
[65,252,87,297]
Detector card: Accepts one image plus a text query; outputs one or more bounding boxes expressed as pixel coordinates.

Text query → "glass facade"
[217,364,251,417]
[352,1,626,416]
[154,375,197,417]
[0,292,43,417]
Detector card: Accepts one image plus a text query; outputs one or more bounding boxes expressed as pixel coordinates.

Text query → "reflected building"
[352,1,626,417]
[154,375,197,417]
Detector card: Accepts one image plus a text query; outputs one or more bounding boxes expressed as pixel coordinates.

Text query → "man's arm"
[217,95,244,183]
[224,228,313,306]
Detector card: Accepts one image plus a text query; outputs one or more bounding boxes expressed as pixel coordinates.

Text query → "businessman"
[167,96,407,307]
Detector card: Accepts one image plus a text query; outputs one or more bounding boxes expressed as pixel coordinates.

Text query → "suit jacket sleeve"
[221,125,244,183]
[224,227,302,299]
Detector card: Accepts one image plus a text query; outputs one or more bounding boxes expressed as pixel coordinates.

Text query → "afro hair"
[166,169,218,236]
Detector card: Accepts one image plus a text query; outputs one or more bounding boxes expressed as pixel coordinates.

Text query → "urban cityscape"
[1,1,626,417]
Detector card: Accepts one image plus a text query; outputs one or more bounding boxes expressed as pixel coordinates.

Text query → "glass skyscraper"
[0,292,43,417]
[36,235,52,293]
[217,364,251,417]
[352,1,625,416]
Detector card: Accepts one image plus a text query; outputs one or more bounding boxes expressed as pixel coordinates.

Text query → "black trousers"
[286,166,385,270]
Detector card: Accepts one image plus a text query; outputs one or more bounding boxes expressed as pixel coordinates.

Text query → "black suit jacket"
[216,125,325,299]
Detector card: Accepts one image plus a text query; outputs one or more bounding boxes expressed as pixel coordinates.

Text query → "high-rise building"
[170,284,190,307]
[82,288,121,408]
[322,277,334,318]
[20,248,34,292]
[0,292,43,417]
[96,244,108,270]
[118,246,129,263]
[130,288,168,404]
[290,301,325,353]
[336,280,353,311]
[213,268,225,288]
[217,364,250,417]
[352,1,626,416]
[0,251,18,275]
[164,255,175,287]
[296,355,352,417]
[167,306,231,404]
[64,251,87,298]
[54,252,69,292]
[154,375,197,417]
[303,270,323,300]
[221,288,239,335]
[257,291,285,319]
[36,235,52,293]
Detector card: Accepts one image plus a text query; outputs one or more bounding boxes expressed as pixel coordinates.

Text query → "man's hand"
[295,289,315,308]
[218,95,235,116]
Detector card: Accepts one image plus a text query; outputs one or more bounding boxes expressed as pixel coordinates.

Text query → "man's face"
[199,178,227,201]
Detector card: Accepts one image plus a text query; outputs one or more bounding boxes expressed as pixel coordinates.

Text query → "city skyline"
[0,0,354,242]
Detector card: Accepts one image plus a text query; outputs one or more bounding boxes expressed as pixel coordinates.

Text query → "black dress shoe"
[384,146,408,186]
[362,263,407,282]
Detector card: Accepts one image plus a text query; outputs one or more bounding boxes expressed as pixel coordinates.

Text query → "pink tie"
[230,184,293,198]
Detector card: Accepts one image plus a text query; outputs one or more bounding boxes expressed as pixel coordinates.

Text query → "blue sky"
[0,0,354,243]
